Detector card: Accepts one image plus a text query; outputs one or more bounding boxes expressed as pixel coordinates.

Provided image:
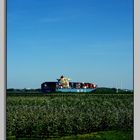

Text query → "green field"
[7,93,133,139]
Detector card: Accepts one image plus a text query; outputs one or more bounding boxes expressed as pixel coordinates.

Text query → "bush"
[6,94,133,138]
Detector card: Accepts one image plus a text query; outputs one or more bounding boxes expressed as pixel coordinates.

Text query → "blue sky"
[7,0,133,89]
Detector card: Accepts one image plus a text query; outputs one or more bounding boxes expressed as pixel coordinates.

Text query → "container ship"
[41,75,97,93]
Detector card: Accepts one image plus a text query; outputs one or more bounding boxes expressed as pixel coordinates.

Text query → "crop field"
[6,93,133,139]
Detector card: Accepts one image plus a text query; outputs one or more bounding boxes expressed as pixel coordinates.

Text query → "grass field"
[7,130,133,140]
[6,93,133,139]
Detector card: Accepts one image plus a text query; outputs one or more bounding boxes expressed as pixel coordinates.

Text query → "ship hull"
[56,88,96,93]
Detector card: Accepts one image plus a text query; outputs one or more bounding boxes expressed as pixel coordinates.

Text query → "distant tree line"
[7,87,133,94]
[95,87,133,94]
[7,88,41,93]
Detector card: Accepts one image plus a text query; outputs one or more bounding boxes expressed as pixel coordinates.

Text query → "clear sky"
[7,0,133,89]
